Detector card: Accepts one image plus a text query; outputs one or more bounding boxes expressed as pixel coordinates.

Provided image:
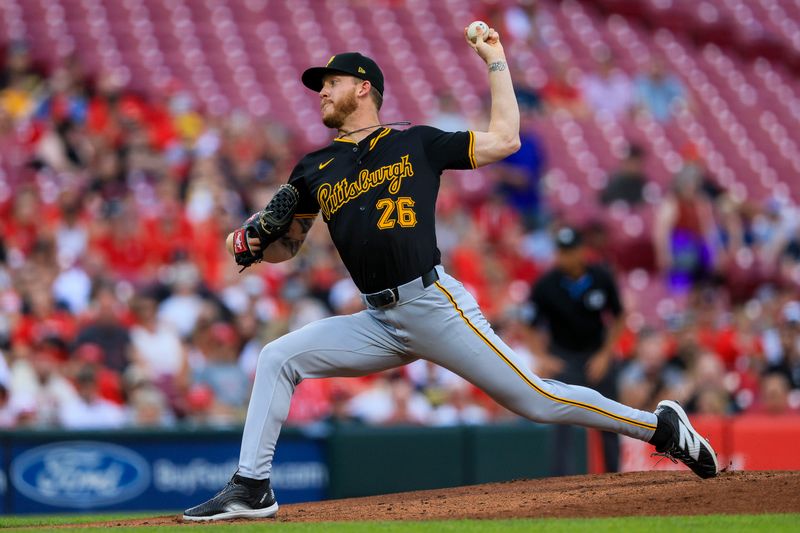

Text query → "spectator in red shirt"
[90,201,152,282]
[58,364,125,429]
[540,63,587,116]
[654,165,719,292]
[12,286,77,351]
[2,187,41,258]
[70,343,124,405]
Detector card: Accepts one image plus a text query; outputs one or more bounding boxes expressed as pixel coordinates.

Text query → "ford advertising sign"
[3,430,327,513]
[10,441,150,508]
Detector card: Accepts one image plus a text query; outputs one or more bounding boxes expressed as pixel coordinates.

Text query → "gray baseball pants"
[238,266,657,479]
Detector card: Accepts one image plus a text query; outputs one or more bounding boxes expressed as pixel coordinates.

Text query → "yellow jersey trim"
[433,281,657,432]
[369,128,391,151]
[468,130,477,169]
[333,137,358,145]
[294,213,318,219]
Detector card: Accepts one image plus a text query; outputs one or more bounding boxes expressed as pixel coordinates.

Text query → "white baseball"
[467,20,489,43]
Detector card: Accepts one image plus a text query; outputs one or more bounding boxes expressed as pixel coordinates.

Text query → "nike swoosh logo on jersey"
[319,157,335,170]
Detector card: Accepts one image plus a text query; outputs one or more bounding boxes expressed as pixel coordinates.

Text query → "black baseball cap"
[302,52,384,96]
[555,226,583,249]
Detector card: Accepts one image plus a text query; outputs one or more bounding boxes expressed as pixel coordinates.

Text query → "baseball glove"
[233,183,300,271]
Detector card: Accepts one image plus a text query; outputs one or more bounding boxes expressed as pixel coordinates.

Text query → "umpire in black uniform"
[527,226,625,474]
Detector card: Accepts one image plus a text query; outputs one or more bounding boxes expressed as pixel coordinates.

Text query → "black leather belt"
[364,267,439,309]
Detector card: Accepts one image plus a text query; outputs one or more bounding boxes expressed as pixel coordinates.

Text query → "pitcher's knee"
[256,341,295,377]
[504,384,564,423]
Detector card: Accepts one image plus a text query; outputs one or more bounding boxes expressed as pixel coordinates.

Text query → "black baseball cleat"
[182,474,278,521]
[652,400,719,479]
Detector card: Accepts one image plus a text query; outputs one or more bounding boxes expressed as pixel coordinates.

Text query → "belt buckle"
[383,288,398,307]
[367,288,398,309]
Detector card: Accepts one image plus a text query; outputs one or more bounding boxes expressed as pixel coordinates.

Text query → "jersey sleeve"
[416,125,477,172]
[287,160,320,218]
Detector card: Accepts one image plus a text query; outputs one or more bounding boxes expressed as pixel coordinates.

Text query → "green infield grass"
[1,513,798,532]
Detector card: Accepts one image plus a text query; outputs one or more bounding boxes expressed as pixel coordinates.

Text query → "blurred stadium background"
[1,0,800,515]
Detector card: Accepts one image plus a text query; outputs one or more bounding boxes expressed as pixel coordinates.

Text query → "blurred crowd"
[1,5,800,433]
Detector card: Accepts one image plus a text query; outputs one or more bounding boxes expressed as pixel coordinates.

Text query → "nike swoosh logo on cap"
[319,157,335,170]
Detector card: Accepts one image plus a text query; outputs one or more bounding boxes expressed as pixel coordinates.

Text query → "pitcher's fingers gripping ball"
[467,21,489,43]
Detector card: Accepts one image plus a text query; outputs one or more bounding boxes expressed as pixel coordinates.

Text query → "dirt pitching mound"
[55,471,800,528]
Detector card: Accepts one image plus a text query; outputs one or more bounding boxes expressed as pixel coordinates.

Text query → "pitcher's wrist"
[488,60,507,73]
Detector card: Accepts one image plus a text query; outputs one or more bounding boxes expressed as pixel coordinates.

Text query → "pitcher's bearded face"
[322,89,357,129]
[320,76,359,129]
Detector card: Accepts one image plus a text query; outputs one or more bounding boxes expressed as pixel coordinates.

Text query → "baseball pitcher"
[184,25,718,521]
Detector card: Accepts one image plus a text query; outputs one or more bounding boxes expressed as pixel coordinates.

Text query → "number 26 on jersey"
[376,197,417,229]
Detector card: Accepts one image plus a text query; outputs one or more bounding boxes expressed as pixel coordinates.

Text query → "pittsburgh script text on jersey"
[317,154,415,219]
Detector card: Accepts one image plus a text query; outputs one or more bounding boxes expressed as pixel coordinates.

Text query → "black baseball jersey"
[528,264,623,353]
[288,126,475,293]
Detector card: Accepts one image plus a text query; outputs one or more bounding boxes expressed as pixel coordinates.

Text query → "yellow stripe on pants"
[433,281,657,432]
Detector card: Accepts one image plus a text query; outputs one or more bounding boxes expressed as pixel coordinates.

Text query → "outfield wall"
[4,415,795,514]
[0,422,580,514]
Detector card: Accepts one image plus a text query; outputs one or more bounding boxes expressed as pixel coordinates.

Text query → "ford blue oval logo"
[11,441,150,508]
